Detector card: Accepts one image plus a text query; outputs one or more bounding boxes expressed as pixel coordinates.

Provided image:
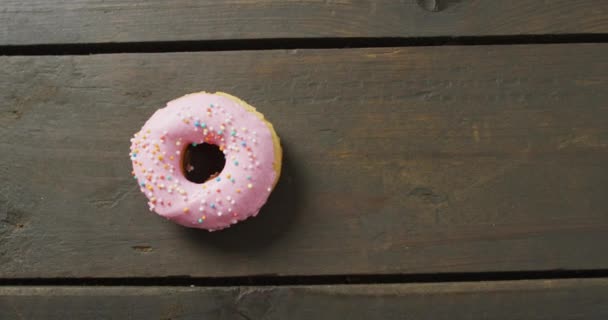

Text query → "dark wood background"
[1,1,608,319]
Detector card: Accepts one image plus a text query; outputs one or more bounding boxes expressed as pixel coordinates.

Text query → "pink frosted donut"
[129,92,282,231]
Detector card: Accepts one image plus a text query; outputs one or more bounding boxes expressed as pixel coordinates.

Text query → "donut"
[129,92,282,231]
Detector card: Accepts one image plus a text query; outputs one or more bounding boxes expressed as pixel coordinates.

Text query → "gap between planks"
[2,270,608,287]
[1,34,608,56]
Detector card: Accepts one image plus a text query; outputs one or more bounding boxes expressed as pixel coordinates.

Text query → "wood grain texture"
[2,279,608,319]
[1,0,608,45]
[1,44,608,278]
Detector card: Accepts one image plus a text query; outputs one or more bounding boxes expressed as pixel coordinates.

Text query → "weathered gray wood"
[1,0,607,45]
[2,279,608,319]
[1,44,608,278]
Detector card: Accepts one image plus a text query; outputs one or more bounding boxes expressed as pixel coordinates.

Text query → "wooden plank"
[1,279,608,319]
[1,44,608,278]
[2,1,608,45]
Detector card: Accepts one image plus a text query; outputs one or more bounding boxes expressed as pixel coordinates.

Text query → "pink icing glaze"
[129,92,279,231]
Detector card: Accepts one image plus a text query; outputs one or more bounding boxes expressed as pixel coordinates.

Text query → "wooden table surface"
[1,1,608,319]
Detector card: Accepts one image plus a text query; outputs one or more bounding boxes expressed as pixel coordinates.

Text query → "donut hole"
[182,143,226,184]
